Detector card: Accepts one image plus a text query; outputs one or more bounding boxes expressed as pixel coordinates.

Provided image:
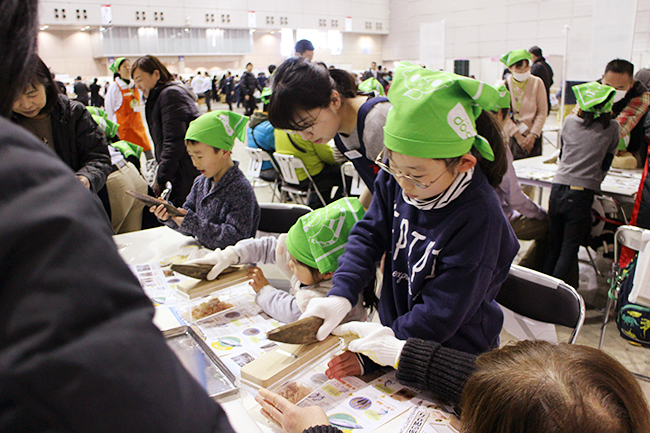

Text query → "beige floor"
[210,99,650,397]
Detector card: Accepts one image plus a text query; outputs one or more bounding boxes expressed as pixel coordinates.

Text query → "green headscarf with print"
[185,110,248,151]
[110,57,127,74]
[90,113,119,140]
[260,87,272,105]
[500,49,532,68]
[383,62,502,161]
[494,84,511,110]
[572,81,616,118]
[359,77,386,96]
[286,197,365,274]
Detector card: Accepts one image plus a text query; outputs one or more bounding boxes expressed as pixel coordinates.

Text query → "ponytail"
[472,111,508,188]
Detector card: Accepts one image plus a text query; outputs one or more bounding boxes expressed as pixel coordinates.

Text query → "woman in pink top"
[501,49,549,159]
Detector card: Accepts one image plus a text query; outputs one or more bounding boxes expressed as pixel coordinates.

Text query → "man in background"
[529,46,554,114]
[295,39,314,61]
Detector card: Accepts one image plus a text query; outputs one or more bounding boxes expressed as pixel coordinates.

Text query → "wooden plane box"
[176,267,250,300]
[240,335,339,388]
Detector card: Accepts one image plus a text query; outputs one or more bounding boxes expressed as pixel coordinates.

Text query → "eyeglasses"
[374,148,450,189]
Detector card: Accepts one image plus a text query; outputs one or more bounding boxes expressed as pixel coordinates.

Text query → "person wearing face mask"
[500,49,549,160]
[600,59,650,168]
[104,57,153,159]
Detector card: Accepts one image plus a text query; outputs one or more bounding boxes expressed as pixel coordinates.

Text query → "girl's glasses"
[374,148,450,189]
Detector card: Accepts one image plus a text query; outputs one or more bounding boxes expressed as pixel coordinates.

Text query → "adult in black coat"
[73,75,90,106]
[132,55,200,206]
[0,1,236,431]
[12,57,112,193]
[529,46,554,114]
[241,62,258,116]
[220,71,235,111]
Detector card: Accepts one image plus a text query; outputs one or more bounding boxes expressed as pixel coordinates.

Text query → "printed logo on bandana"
[402,69,453,100]
[303,202,347,248]
[219,114,235,136]
[447,102,476,140]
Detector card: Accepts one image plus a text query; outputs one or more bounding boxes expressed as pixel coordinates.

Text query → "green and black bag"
[613,256,650,347]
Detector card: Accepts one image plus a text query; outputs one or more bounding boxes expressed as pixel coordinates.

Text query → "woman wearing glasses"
[298,63,519,378]
[268,57,391,207]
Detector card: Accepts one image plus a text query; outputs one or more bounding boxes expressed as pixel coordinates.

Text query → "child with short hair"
[152,111,260,250]
[543,82,620,287]
[191,197,375,324]
[300,64,519,368]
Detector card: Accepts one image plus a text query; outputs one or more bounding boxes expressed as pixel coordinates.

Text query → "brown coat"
[504,74,548,138]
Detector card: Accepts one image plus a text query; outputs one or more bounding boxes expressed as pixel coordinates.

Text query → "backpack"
[614,256,650,347]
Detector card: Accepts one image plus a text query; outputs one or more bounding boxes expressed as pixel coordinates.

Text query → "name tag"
[344,150,363,159]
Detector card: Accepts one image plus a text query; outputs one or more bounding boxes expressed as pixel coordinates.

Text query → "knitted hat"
[185,110,248,151]
[572,81,616,118]
[495,83,511,110]
[110,57,127,74]
[500,49,532,67]
[359,77,386,96]
[383,62,501,161]
[286,197,365,274]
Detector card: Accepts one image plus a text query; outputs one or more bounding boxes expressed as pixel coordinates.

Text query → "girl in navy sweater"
[299,63,519,376]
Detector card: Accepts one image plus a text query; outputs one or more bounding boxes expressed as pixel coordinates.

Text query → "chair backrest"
[257,203,312,234]
[245,147,272,178]
[591,194,628,237]
[615,225,647,253]
[273,153,303,186]
[496,265,586,344]
[341,162,364,196]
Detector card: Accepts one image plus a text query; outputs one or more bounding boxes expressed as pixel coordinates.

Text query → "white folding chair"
[497,264,586,344]
[273,153,327,207]
[245,147,280,202]
[341,162,364,196]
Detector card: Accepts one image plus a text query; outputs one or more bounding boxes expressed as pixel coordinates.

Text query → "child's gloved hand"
[332,322,406,369]
[299,296,352,341]
[184,246,240,280]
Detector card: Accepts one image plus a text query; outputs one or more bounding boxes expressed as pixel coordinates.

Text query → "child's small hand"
[151,204,169,221]
[171,208,187,226]
[325,350,362,379]
[247,266,269,293]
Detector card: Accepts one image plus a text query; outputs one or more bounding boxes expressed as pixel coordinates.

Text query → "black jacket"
[145,82,200,206]
[240,71,257,96]
[0,118,235,433]
[531,58,554,114]
[44,94,112,193]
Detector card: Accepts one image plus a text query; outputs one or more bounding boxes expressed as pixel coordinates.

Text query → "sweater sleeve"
[255,285,302,323]
[499,146,547,220]
[231,236,278,265]
[329,171,393,306]
[396,339,477,406]
[530,79,548,137]
[313,141,337,165]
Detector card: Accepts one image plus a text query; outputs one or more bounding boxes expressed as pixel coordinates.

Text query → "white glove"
[184,246,240,280]
[332,322,406,369]
[299,296,352,341]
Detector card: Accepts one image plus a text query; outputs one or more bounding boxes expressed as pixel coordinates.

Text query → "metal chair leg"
[584,246,602,276]
[598,295,615,350]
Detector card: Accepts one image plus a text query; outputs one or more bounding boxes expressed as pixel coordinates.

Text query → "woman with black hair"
[12,56,112,194]
[269,57,391,205]
[105,57,153,158]
[131,54,200,205]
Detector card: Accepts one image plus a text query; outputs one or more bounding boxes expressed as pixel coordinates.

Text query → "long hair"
[0,0,39,117]
[268,57,357,131]
[131,55,174,86]
[461,340,650,433]
[13,56,60,117]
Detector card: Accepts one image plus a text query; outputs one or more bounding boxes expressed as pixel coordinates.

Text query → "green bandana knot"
[383,62,501,162]
[185,110,248,151]
[572,82,616,118]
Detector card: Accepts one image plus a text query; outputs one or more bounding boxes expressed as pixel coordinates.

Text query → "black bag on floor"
[614,256,650,347]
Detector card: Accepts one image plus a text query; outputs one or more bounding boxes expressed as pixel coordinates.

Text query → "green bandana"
[359,77,386,96]
[91,113,119,139]
[286,197,365,274]
[500,49,532,67]
[113,140,143,159]
[572,81,616,118]
[260,87,272,105]
[495,84,511,110]
[383,62,501,161]
[185,110,248,151]
[110,57,126,74]
[87,106,108,119]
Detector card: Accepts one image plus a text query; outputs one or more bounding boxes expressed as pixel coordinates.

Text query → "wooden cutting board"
[176,266,250,300]
[240,335,339,388]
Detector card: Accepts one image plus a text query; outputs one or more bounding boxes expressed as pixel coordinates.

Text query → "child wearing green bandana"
[151,110,260,250]
[188,197,376,324]
[299,63,519,379]
[543,82,620,287]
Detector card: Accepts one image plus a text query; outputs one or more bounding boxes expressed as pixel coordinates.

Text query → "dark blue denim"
[543,184,594,286]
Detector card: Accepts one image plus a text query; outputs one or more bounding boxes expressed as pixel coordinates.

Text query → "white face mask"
[512,71,530,82]
[613,89,627,103]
